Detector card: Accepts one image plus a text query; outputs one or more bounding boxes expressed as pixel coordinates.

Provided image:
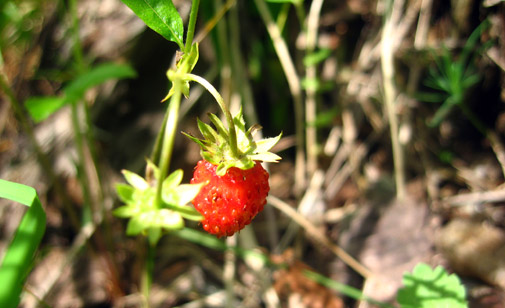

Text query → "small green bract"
[396,263,467,308]
[114,160,204,245]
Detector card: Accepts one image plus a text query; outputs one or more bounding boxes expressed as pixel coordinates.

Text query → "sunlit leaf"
[25,96,66,123]
[0,180,46,308]
[64,63,136,103]
[397,263,467,308]
[120,0,184,49]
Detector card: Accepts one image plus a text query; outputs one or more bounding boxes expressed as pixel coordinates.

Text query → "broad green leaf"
[25,96,66,123]
[120,0,184,49]
[0,179,46,308]
[397,263,467,308]
[122,169,149,190]
[64,63,137,103]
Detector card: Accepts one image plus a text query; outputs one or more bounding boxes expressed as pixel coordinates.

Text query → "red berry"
[190,159,270,237]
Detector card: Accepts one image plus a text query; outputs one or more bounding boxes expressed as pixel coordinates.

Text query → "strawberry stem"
[185,73,240,158]
[156,76,182,207]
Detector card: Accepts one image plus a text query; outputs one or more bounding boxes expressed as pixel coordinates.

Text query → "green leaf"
[303,48,332,66]
[120,0,184,49]
[0,179,46,308]
[122,169,149,190]
[397,263,467,308]
[25,96,66,123]
[64,63,137,103]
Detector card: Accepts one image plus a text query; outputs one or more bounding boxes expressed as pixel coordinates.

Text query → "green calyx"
[184,109,282,176]
[114,160,204,245]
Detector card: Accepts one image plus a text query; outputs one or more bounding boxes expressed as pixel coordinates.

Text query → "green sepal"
[122,169,149,190]
[116,183,135,203]
[185,109,282,175]
[163,169,183,190]
[197,118,218,143]
[147,228,162,246]
[208,113,229,139]
[113,204,141,218]
[115,166,204,244]
[126,209,184,236]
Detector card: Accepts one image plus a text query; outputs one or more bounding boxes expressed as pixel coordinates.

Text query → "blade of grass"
[0,179,46,308]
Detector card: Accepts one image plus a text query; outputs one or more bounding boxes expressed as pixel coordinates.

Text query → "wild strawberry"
[190,159,269,237]
[184,109,281,237]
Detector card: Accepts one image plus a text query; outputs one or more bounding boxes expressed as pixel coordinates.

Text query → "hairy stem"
[185,73,239,157]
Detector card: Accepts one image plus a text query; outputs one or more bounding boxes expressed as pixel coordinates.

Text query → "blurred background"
[1,0,505,307]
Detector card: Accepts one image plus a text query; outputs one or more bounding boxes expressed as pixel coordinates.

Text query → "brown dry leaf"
[437,218,505,290]
[273,250,344,308]
[359,196,435,304]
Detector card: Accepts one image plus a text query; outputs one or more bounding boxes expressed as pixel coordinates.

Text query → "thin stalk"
[155,79,182,206]
[214,0,233,116]
[150,111,169,165]
[70,102,93,225]
[253,0,306,194]
[224,235,237,308]
[381,0,405,200]
[185,73,239,157]
[69,0,97,223]
[184,0,200,54]
[304,0,324,175]
[141,241,156,308]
